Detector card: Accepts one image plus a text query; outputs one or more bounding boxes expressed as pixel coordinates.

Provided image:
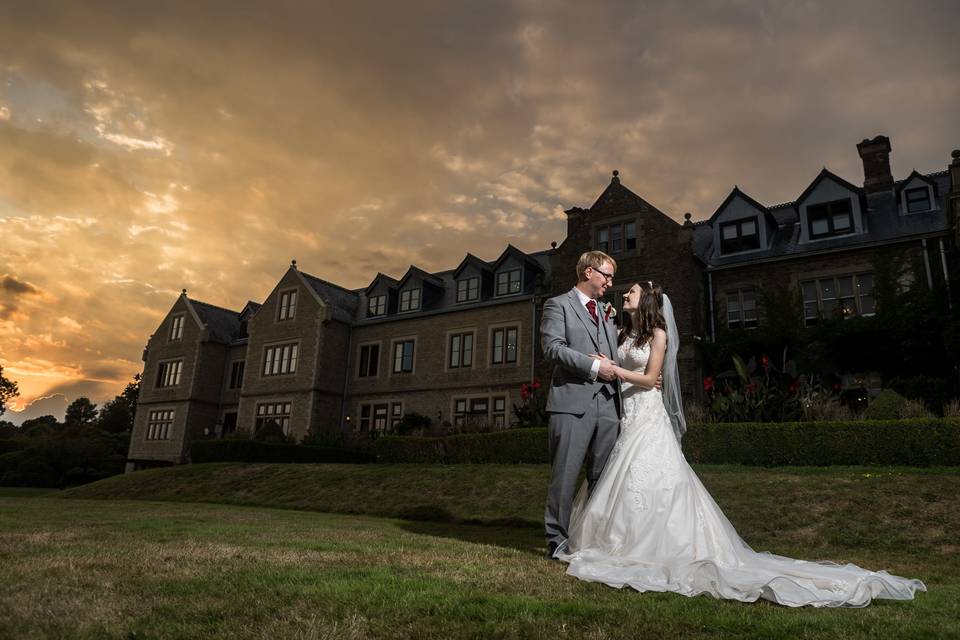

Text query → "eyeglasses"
[591,267,614,282]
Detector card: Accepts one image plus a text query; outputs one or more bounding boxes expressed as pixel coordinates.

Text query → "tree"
[96,374,141,433]
[64,398,98,430]
[0,365,19,417]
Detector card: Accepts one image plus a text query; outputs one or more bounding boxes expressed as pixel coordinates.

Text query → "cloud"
[1,273,40,295]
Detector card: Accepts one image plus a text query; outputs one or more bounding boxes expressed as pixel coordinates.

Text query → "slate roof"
[696,170,952,269]
[299,271,360,323]
[188,298,243,344]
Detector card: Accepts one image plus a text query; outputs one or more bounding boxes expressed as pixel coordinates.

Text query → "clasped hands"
[589,353,663,390]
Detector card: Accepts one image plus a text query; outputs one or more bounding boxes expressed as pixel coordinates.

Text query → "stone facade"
[126,135,959,469]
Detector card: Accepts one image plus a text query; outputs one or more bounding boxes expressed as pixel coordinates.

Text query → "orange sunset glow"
[1,1,958,422]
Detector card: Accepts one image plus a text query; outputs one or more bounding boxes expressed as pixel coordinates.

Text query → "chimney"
[856,135,893,194]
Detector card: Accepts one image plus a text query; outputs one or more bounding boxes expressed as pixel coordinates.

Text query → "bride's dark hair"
[619,281,666,346]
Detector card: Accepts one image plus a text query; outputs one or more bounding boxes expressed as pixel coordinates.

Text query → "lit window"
[255,402,291,434]
[169,315,184,341]
[146,409,174,440]
[492,397,506,429]
[278,289,297,321]
[156,360,182,388]
[263,343,299,376]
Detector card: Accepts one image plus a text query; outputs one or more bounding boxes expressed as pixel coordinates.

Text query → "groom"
[541,250,622,559]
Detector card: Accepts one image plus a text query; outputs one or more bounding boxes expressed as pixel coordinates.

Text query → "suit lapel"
[602,312,618,360]
[567,289,600,351]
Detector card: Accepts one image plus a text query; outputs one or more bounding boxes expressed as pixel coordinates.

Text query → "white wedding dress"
[556,336,926,607]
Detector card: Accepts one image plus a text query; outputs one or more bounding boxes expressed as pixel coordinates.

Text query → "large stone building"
[126,135,960,470]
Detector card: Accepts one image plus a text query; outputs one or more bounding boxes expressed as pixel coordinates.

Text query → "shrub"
[888,375,950,414]
[681,418,960,467]
[945,399,960,418]
[863,389,907,420]
[253,420,289,444]
[900,398,935,419]
[190,440,374,464]
[372,436,445,464]
[395,412,432,436]
[373,429,549,464]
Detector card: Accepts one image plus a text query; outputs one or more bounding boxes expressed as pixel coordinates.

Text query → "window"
[726,288,758,329]
[368,294,386,317]
[596,221,637,254]
[491,326,518,364]
[229,360,245,389]
[169,314,184,341]
[358,344,379,378]
[492,397,506,429]
[391,402,403,429]
[456,277,480,302]
[720,218,760,254]
[399,288,421,312]
[255,402,291,434]
[263,343,299,376]
[801,272,874,325]
[393,339,415,373]
[373,403,389,433]
[278,289,297,320]
[453,398,468,428]
[807,199,854,239]
[904,187,932,213]
[496,269,521,296]
[359,404,371,431]
[222,412,237,435]
[156,360,182,388]
[448,332,474,369]
[146,409,174,440]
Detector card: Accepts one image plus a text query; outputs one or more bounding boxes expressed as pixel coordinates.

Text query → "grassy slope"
[0,464,956,639]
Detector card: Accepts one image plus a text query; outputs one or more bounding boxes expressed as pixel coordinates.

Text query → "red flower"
[532,379,541,390]
[703,376,715,392]
[760,355,770,369]
[520,383,531,400]
[746,382,758,393]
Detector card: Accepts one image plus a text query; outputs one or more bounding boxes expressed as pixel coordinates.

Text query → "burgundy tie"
[586,299,598,324]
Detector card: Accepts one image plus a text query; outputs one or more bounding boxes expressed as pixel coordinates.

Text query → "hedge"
[372,419,960,467]
[190,440,375,464]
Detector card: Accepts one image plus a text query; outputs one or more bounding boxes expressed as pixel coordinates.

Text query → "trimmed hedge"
[372,420,960,467]
[190,440,375,464]
[681,418,960,467]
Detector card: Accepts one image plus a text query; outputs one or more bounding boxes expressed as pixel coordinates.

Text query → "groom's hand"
[590,353,618,382]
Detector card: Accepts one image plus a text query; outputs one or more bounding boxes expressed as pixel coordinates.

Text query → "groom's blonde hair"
[576,251,617,280]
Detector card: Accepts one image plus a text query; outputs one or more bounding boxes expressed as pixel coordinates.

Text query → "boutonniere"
[603,303,616,321]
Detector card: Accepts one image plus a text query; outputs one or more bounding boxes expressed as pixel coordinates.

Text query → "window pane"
[837,276,854,297]
[506,328,518,363]
[726,293,740,314]
[450,335,461,367]
[811,218,829,236]
[819,279,835,300]
[740,220,756,236]
[462,334,473,367]
[721,224,738,240]
[801,281,817,303]
[492,329,503,364]
[832,213,851,230]
[860,294,875,315]
[858,273,874,296]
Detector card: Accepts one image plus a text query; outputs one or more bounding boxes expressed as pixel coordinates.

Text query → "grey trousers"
[544,391,620,548]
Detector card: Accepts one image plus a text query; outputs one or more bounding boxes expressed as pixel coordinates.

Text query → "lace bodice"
[617,335,653,396]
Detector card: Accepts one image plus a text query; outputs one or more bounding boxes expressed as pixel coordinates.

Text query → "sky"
[1,0,958,422]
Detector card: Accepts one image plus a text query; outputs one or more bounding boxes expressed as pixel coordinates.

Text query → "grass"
[1,464,958,638]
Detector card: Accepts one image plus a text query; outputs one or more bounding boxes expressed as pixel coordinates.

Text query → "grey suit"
[541,288,622,550]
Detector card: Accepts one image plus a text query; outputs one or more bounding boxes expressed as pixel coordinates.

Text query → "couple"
[541,250,925,607]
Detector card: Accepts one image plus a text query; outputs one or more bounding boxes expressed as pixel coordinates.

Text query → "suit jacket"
[541,288,621,416]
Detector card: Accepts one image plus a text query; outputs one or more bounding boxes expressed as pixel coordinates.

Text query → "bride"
[555,281,926,607]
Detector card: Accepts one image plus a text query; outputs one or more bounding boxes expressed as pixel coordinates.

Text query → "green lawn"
[1,465,958,639]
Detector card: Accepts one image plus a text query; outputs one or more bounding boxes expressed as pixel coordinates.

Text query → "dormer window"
[169,314,184,341]
[720,218,760,254]
[367,295,386,317]
[807,199,853,239]
[456,277,480,303]
[399,288,421,312]
[495,269,521,296]
[278,289,297,321]
[904,187,932,213]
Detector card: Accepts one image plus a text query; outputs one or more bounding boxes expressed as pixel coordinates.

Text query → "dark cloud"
[1,273,40,295]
